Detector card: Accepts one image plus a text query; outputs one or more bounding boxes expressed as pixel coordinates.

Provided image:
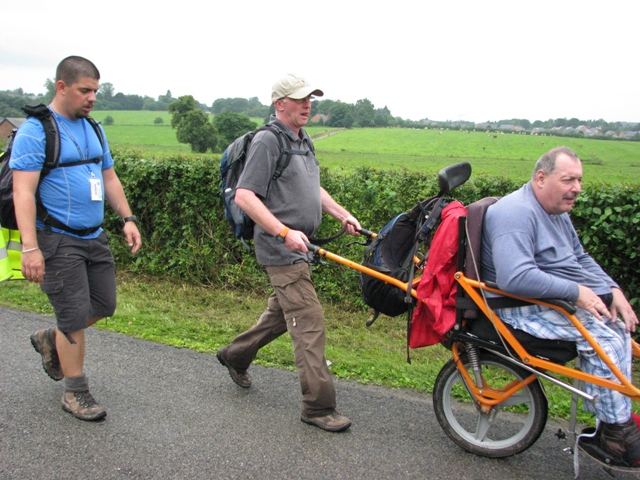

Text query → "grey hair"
[531,146,580,180]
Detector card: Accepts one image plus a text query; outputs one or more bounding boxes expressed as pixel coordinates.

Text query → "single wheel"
[433,349,548,458]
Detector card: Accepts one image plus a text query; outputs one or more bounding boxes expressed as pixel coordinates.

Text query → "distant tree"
[374,113,390,127]
[168,95,198,129]
[110,92,144,110]
[103,115,114,125]
[316,99,338,115]
[154,117,164,125]
[518,119,532,130]
[176,110,218,153]
[567,117,580,128]
[328,102,354,128]
[213,111,257,150]
[212,97,250,114]
[0,91,27,116]
[99,82,115,100]
[211,97,270,118]
[168,96,218,152]
[158,90,173,104]
[354,98,376,127]
[143,97,160,111]
[44,78,56,104]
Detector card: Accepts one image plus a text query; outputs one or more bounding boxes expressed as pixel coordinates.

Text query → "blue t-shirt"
[9,109,114,239]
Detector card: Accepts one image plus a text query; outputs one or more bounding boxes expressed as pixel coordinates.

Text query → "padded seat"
[467,313,577,365]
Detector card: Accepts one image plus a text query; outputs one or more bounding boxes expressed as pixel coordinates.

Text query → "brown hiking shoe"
[600,419,640,467]
[61,390,107,421]
[30,328,63,381]
[216,347,252,388]
[301,412,352,432]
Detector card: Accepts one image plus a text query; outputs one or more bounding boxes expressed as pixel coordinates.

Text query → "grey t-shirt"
[237,117,322,266]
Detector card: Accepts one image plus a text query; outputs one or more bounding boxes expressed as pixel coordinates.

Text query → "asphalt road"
[1,306,638,480]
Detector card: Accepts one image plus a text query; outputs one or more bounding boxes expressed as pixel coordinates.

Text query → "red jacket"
[409,201,467,348]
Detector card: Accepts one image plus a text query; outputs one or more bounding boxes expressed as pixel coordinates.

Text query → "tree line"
[2,83,638,152]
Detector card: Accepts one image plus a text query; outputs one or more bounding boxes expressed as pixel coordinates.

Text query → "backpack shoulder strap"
[263,123,313,181]
[86,117,104,149]
[21,104,60,170]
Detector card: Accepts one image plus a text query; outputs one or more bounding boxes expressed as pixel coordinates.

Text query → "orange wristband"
[279,226,290,238]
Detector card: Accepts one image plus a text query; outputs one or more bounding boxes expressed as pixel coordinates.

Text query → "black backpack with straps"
[0,104,104,234]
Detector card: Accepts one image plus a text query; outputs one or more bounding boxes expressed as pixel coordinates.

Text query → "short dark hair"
[55,56,100,85]
[532,146,579,180]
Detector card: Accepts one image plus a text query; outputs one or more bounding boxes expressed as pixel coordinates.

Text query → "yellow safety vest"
[0,226,13,282]
[1,227,24,281]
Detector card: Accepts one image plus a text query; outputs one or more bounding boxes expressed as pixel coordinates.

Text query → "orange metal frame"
[311,244,640,414]
[453,272,640,409]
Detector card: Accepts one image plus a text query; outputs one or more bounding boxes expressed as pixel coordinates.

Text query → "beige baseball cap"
[271,73,324,102]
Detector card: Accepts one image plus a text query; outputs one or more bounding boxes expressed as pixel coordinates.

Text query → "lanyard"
[52,111,89,161]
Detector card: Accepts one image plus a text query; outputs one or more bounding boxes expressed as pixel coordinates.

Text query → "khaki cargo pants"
[224,262,337,417]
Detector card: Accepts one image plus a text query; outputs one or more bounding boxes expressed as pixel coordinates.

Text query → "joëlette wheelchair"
[306,162,640,469]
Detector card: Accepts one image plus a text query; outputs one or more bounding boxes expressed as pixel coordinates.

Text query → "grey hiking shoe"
[61,390,107,421]
[30,328,63,381]
[301,412,352,432]
[216,347,252,388]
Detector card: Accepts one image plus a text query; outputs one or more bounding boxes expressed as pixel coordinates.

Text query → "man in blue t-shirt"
[11,56,142,421]
[482,146,640,467]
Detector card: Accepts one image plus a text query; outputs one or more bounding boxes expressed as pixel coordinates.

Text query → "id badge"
[90,178,103,201]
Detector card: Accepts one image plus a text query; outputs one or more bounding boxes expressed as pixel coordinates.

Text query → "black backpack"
[0,104,104,234]
[220,123,313,245]
[359,197,442,320]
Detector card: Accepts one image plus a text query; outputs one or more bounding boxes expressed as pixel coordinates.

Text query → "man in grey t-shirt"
[217,74,361,432]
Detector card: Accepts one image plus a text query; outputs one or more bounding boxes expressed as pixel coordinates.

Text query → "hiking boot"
[301,412,352,432]
[216,347,252,388]
[600,419,640,467]
[61,390,107,421]
[30,328,63,381]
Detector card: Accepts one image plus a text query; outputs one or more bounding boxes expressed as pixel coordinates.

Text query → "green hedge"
[104,152,639,309]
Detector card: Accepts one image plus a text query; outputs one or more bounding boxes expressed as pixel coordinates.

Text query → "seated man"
[481,146,640,467]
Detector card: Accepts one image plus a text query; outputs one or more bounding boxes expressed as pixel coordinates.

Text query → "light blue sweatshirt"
[481,182,617,301]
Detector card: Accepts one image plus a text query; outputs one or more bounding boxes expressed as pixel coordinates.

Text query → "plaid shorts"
[496,303,632,424]
[38,230,116,333]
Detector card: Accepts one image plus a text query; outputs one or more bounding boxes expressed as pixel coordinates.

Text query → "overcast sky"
[2,0,638,123]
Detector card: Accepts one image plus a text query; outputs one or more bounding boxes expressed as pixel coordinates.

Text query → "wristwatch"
[123,215,138,224]
[275,226,290,244]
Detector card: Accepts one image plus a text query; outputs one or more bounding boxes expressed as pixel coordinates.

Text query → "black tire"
[433,350,548,458]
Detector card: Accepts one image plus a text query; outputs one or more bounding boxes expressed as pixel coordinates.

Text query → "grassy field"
[93,110,640,184]
[93,110,192,156]
[315,128,640,185]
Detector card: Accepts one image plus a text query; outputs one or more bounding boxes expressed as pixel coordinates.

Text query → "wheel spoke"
[474,410,496,441]
[497,392,531,408]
